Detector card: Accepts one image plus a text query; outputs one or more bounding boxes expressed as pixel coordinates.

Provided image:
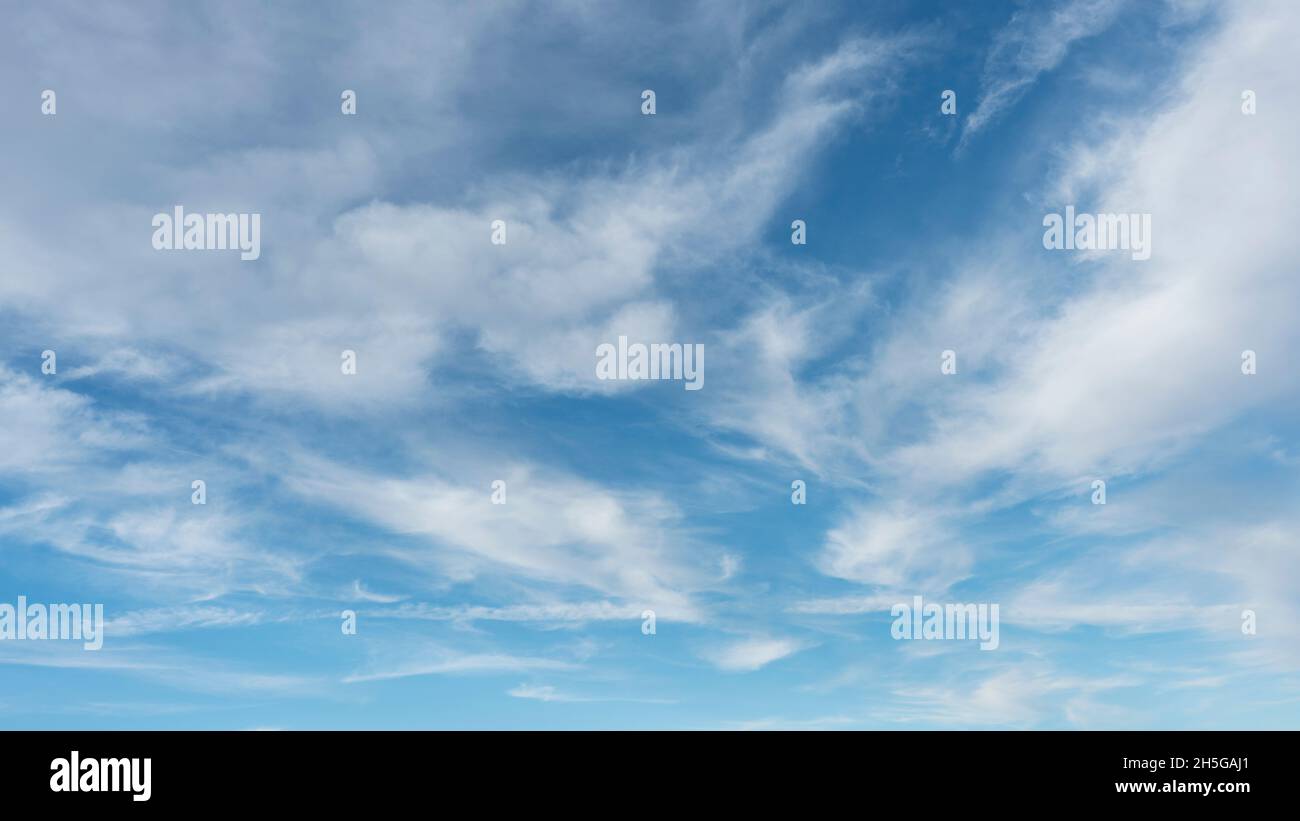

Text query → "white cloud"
[106,606,265,638]
[344,650,576,683]
[506,683,675,704]
[507,684,582,702]
[0,25,930,413]
[890,664,1139,727]
[373,600,644,626]
[272,453,715,620]
[929,0,1297,487]
[703,636,806,672]
[0,368,150,476]
[789,593,899,615]
[815,506,971,593]
[961,0,1126,147]
[350,580,406,604]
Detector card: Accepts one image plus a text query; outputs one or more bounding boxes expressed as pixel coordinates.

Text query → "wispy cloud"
[702,637,807,672]
[960,0,1127,148]
[506,683,675,705]
[344,649,577,684]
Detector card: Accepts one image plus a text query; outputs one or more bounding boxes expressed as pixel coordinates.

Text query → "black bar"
[2,730,1286,808]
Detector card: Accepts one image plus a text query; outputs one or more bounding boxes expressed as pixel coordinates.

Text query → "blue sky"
[2,0,1298,729]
